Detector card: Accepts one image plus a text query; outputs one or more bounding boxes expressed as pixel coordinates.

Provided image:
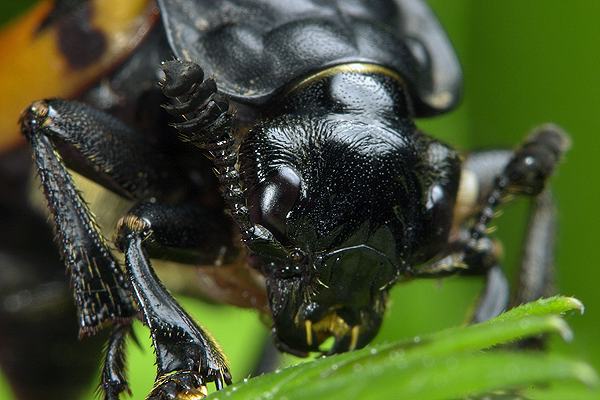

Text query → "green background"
[1,0,599,398]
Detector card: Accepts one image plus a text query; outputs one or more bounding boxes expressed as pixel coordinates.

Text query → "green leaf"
[285,353,596,400]
[488,296,585,323]
[526,383,600,400]
[207,297,597,400]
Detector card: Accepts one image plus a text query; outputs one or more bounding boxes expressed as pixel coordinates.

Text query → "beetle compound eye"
[249,166,301,240]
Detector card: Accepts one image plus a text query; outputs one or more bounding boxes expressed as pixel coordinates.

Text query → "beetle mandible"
[16,0,569,399]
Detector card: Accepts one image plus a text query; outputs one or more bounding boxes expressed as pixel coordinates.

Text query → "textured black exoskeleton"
[16,0,569,399]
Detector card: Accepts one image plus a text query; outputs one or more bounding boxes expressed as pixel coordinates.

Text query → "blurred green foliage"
[1,0,599,399]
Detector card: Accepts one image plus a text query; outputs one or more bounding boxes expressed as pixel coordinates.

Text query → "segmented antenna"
[160,60,287,258]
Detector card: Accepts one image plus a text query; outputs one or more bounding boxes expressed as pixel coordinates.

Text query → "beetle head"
[238,114,423,355]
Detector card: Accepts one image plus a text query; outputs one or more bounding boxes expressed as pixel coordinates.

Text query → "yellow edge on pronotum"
[284,62,405,98]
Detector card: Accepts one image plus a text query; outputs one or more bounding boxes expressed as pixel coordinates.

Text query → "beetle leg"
[418,125,569,321]
[19,98,195,398]
[20,97,193,334]
[414,231,510,322]
[462,126,568,307]
[117,201,237,265]
[513,189,556,305]
[21,99,186,201]
[101,324,133,400]
[466,125,569,247]
[459,191,556,327]
[20,100,141,335]
[472,266,510,322]
[0,178,105,399]
[115,202,233,398]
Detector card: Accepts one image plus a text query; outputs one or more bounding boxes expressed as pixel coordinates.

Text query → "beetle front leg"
[19,97,191,334]
[115,202,233,399]
[419,125,569,321]
[19,98,195,398]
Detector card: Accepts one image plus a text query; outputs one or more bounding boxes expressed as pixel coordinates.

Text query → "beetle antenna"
[161,60,287,257]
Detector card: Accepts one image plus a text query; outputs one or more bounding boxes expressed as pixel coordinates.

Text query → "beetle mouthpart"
[305,320,313,346]
[305,312,363,353]
[313,312,350,342]
[349,325,360,351]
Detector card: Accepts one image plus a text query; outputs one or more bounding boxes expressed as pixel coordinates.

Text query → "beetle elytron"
[8,0,570,399]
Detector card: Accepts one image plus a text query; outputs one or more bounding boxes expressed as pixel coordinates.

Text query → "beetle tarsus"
[101,324,133,400]
[148,370,209,400]
[170,101,228,134]
[505,125,570,196]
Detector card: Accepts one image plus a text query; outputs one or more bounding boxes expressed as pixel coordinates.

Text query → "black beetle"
[14,0,569,399]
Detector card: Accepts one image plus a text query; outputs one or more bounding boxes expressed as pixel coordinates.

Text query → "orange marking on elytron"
[0,0,158,150]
